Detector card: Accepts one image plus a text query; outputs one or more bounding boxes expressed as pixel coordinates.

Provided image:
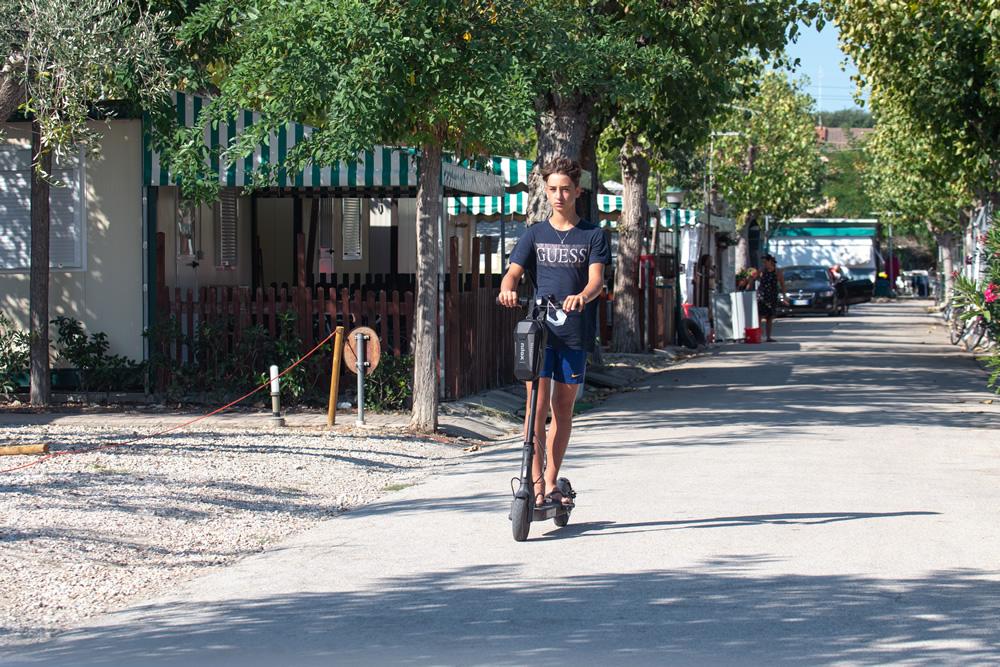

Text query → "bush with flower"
[952,212,1000,389]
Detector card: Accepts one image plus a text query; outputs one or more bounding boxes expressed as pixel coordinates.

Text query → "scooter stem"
[517,379,542,501]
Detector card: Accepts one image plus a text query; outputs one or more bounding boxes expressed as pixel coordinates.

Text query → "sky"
[784,20,868,113]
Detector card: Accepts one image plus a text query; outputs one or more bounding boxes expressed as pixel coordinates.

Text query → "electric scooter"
[504,294,576,542]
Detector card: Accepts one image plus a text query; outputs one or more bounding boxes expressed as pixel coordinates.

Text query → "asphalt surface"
[5,301,1000,666]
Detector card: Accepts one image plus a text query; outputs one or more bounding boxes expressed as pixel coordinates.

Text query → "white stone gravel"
[0,423,462,648]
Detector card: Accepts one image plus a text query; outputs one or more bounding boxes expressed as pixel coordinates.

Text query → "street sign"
[343,326,381,375]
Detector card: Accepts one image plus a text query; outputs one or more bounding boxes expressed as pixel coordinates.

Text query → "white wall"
[0,120,144,361]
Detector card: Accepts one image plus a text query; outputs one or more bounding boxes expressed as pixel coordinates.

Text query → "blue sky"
[784,20,867,113]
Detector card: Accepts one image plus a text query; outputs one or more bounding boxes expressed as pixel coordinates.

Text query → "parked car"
[838,267,876,304]
[779,265,847,316]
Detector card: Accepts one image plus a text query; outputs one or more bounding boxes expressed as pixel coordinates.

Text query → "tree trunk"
[29,120,51,407]
[937,230,955,303]
[527,91,593,224]
[578,123,600,223]
[0,58,26,122]
[409,141,442,433]
[735,214,752,274]
[612,135,649,353]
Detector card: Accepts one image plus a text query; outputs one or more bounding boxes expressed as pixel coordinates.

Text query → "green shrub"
[0,312,29,396]
[52,316,145,392]
[364,354,413,412]
[146,311,327,406]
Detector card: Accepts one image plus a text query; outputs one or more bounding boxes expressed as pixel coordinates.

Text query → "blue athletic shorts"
[539,346,587,385]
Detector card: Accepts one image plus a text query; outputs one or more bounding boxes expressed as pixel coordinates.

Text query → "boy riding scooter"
[498,157,610,509]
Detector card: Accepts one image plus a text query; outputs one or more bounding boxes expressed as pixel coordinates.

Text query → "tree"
[0,0,171,406]
[174,0,543,432]
[832,0,1000,205]
[523,1,818,352]
[711,71,824,272]
[862,101,973,299]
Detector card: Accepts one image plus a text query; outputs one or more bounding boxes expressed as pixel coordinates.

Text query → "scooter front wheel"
[511,496,531,541]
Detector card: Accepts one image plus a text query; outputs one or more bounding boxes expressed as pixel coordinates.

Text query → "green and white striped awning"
[600,208,703,229]
[461,154,596,191]
[482,156,533,189]
[144,91,420,189]
[598,194,622,213]
[446,192,528,216]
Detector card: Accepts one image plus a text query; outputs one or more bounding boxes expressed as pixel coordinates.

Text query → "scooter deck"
[532,502,572,521]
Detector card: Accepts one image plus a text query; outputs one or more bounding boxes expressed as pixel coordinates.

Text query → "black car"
[838,267,876,305]
[779,265,847,316]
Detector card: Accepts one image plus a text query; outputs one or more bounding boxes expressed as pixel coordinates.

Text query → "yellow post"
[327,326,346,427]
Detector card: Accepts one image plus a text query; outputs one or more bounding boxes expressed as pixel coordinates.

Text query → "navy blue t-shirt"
[508,220,611,351]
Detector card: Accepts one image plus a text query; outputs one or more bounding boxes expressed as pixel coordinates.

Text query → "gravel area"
[0,423,463,648]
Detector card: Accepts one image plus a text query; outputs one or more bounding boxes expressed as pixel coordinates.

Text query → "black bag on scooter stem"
[513,315,547,382]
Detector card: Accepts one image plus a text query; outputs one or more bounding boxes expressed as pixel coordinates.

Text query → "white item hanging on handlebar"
[546,304,567,327]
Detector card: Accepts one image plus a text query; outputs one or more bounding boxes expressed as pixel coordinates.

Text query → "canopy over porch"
[143,91,503,197]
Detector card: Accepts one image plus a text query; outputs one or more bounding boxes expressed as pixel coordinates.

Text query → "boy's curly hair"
[540,157,582,187]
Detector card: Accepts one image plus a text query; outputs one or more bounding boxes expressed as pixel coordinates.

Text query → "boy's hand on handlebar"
[562,293,587,312]
[498,290,519,308]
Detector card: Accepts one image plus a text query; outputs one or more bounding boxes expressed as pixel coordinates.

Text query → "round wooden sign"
[343,326,381,375]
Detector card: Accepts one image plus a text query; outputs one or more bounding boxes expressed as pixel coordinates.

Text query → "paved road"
[5,302,1000,666]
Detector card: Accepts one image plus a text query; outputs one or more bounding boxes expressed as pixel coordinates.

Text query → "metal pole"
[673,209,683,345]
[356,331,367,426]
[888,221,894,292]
[269,364,285,427]
[500,195,506,270]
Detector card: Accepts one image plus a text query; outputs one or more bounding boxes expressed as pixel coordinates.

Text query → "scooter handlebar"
[495,295,562,309]
[496,296,531,307]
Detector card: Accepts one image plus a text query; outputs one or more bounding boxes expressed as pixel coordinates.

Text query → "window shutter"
[0,146,83,270]
[48,167,82,269]
[342,198,362,261]
[215,188,238,267]
[0,168,31,270]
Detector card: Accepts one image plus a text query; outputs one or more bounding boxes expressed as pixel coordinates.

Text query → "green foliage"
[0,313,29,396]
[146,311,327,405]
[160,0,544,202]
[820,147,872,218]
[52,317,145,393]
[862,102,971,239]
[833,0,1000,197]
[364,354,413,412]
[712,71,824,227]
[815,108,873,128]
[0,0,172,163]
[594,1,820,170]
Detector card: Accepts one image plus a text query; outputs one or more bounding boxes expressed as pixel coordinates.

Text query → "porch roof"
[445,192,642,217]
[143,92,502,195]
[600,208,702,230]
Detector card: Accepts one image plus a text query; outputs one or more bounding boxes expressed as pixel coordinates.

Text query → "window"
[342,197,362,261]
[176,199,199,259]
[214,188,238,268]
[0,146,85,271]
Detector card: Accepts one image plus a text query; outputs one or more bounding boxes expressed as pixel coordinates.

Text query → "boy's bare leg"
[544,381,578,496]
[525,378,550,503]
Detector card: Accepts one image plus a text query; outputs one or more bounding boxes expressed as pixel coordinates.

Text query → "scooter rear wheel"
[511,496,531,541]
[553,478,573,527]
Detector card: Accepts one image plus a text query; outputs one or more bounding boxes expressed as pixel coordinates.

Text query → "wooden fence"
[156,285,414,373]
[155,235,675,398]
[443,236,524,399]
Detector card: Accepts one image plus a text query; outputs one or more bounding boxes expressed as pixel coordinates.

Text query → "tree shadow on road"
[5,561,998,666]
